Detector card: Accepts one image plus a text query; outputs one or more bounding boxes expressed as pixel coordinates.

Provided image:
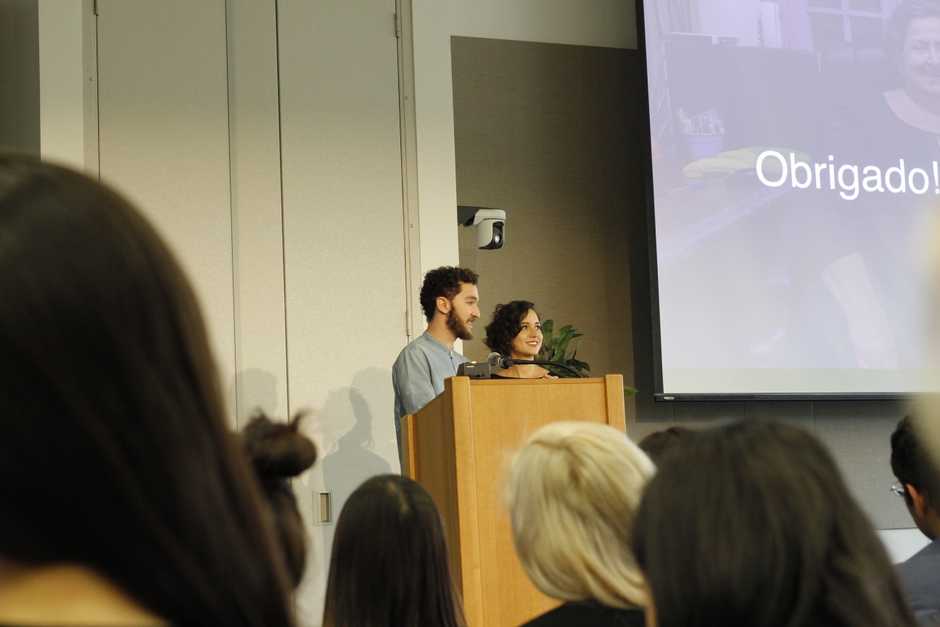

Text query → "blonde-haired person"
[506,421,654,627]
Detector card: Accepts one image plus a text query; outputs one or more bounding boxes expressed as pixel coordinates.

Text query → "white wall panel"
[38,0,86,169]
[276,1,407,622]
[411,0,462,274]
[96,0,236,414]
[225,0,289,426]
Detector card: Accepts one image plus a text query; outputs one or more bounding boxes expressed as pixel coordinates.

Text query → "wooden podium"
[401,375,628,627]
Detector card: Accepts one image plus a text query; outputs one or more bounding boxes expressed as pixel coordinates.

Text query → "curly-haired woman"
[484,300,555,379]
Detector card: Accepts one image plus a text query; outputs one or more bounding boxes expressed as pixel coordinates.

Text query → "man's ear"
[907,483,930,517]
[436,295,452,315]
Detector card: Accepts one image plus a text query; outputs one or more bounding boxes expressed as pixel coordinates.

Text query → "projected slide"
[642,0,938,395]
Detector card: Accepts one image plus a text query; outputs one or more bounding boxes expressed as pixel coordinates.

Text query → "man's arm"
[393,348,437,416]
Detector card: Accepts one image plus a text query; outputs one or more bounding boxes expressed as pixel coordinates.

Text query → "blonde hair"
[506,421,654,609]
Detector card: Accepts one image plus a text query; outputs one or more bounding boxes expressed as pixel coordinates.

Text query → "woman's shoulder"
[520,602,644,627]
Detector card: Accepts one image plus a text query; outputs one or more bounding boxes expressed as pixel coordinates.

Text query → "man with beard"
[392,266,480,457]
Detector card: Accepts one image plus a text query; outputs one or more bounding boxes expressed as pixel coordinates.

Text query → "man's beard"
[447,309,473,341]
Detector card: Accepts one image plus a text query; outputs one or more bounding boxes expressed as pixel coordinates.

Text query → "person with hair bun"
[484,300,554,379]
[507,421,652,627]
[241,413,318,588]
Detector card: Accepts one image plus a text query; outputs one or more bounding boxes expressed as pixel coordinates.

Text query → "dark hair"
[633,420,915,627]
[241,412,318,587]
[323,474,466,627]
[637,426,695,465]
[887,0,940,64]
[419,266,479,322]
[484,300,538,356]
[0,156,295,626]
[891,415,940,509]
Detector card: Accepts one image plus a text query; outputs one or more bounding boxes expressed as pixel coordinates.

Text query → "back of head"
[241,412,318,588]
[419,266,479,322]
[506,421,654,609]
[0,156,294,626]
[633,420,914,627]
[323,474,466,627]
[892,414,940,509]
[638,426,696,465]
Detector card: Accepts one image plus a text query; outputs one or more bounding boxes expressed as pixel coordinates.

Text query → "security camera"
[472,209,506,250]
[457,206,507,250]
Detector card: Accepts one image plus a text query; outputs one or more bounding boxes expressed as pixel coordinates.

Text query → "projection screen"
[640,0,938,396]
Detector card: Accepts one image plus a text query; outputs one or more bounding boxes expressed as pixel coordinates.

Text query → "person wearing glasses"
[891,415,940,622]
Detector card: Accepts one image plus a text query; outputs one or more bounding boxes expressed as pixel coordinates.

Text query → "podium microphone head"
[487,352,509,369]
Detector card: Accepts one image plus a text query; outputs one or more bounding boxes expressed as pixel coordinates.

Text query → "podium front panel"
[406,375,627,627]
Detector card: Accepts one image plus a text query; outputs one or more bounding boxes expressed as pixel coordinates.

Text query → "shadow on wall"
[293,368,399,626]
[317,367,397,556]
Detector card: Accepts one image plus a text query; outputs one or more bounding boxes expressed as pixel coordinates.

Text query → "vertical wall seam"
[274,0,291,415]
[395,0,423,341]
[223,0,241,427]
[94,1,102,178]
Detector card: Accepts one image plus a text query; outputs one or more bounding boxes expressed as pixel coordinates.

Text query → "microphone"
[457,354,502,379]
[487,352,508,370]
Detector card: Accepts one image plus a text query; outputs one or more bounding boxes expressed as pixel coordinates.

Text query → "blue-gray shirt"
[898,538,940,624]
[392,332,468,449]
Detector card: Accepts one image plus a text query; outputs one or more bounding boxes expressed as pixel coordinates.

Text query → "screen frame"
[634,0,906,402]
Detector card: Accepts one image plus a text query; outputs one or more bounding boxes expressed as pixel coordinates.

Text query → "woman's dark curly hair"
[484,300,539,356]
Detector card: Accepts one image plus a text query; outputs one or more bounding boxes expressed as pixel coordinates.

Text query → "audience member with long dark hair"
[322,474,466,627]
[0,156,296,626]
[507,421,654,627]
[633,420,916,627]
[241,412,318,588]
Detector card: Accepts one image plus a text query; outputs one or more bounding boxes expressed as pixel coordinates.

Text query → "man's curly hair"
[419,266,479,322]
[484,300,538,356]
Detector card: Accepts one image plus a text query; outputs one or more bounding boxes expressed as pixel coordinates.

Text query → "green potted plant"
[537,319,591,378]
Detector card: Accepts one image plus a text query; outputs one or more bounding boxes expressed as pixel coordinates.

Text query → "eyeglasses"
[890,481,907,498]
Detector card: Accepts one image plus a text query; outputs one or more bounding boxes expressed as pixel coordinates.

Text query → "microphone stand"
[500,357,585,379]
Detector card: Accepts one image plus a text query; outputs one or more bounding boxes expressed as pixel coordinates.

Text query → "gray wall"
[0,0,40,153]
[452,36,909,531]
[455,37,635,387]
